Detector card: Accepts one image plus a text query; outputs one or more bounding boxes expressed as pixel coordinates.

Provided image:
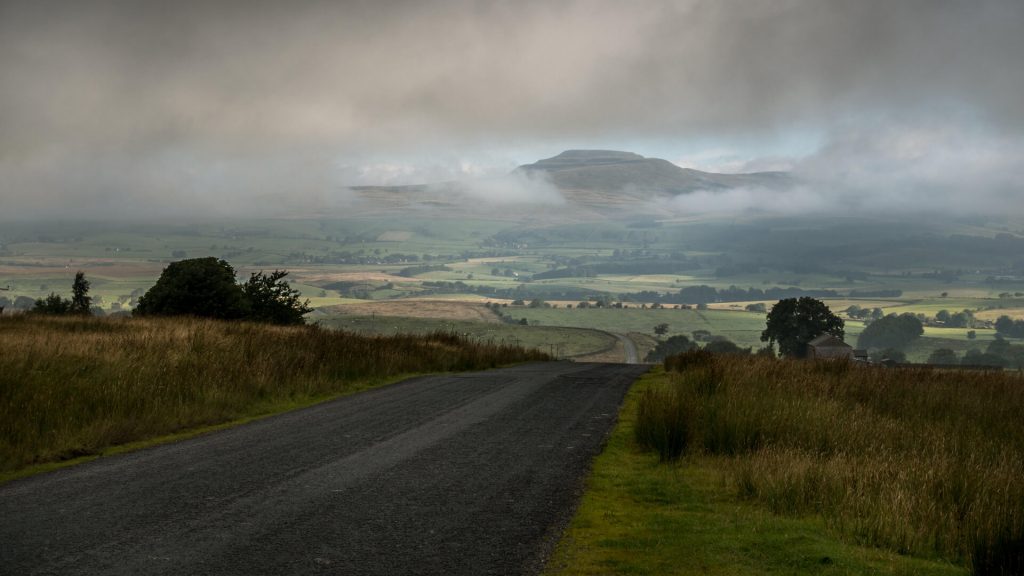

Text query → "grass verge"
[545,369,971,576]
[0,314,548,478]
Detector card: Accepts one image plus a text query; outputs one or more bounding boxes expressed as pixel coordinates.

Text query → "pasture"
[3,217,1024,366]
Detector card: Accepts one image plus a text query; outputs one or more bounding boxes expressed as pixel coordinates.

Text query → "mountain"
[515,149,792,196]
[345,149,794,220]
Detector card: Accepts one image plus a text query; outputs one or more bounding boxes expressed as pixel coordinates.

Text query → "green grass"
[512,307,773,349]
[546,370,967,576]
[0,314,548,475]
[620,358,1024,574]
[319,314,617,358]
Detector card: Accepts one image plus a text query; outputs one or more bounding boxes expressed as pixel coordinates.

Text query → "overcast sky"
[1,0,1023,218]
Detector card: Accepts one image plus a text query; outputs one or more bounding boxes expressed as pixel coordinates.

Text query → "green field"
[319,315,617,359]
[4,216,1024,366]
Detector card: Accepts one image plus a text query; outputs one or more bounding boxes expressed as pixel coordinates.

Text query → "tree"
[32,293,71,315]
[644,335,697,363]
[761,297,844,358]
[242,270,312,325]
[856,313,923,351]
[962,349,1006,368]
[135,257,249,320]
[653,323,669,337]
[927,348,959,365]
[872,348,907,364]
[936,309,951,324]
[704,338,750,355]
[70,271,91,314]
[745,303,767,313]
[30,271,92,316]
[995,315,1014,334]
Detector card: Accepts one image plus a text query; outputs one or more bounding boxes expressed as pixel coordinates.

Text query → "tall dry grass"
[637,353,1024,574]
[0,315,548,473]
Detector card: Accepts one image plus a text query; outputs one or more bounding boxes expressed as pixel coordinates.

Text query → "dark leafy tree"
[871,348,907,364]
[994,315,1024,338]
[857,313,923,351]
[995,315,1014,334]
[70,271,91,314]
[32,293,72,315]
[962,349,1006,368]
[644,335,697,362]
[135,257,249,320]
[242,270,312,326]
[704,338,750,355]
[761,297,845,358]
[927,348,959,365]
[653,323,669,337]
[30,271,92,316]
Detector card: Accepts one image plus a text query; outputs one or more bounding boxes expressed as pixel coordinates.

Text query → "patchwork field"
[3,216,1023,365]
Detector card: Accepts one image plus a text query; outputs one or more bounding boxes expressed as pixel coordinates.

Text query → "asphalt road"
[0,362,648,576]
[611,333,640,364]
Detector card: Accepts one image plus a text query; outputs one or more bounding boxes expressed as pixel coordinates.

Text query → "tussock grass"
[0,314,547,474]
[639,355,1024,574]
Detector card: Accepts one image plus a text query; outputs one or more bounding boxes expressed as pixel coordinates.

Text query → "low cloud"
[661,118,1024,217]
[793,120,1024,215]
[450,171,565,206]
[659,186,829,216]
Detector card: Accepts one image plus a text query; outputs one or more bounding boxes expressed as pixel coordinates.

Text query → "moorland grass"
[546,370,967,576]
[636,356,1024,574]
[0,314,547,475]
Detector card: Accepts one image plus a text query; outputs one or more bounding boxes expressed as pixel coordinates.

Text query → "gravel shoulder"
[1,361,648,576]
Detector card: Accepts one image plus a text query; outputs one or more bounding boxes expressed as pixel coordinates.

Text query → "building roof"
[808,334,850,348]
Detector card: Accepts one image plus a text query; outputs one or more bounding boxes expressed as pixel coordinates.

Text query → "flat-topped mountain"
[515,149,791,196]
[347,149,794,220]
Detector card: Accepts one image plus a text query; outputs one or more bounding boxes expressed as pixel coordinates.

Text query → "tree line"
[17,258,312,326]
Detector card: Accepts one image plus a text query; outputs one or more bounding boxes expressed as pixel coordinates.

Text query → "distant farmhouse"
[807,334,867,362]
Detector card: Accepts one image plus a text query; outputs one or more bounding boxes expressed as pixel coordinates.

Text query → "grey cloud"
[1,0,1022,217]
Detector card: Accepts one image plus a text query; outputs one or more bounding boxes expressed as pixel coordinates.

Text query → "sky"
[1,0,1023,219]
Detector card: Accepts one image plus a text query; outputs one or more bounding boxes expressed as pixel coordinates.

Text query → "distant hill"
[515,149,792,196]
[346,149,794,220]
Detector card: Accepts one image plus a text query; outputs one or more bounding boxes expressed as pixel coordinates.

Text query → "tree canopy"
[760,297,844,358]
[242,270,312,326]
[136,258,311,325]
[136,258,249,320]
[31,271,92,316]
[856,313,923,351]
[644,335,696,362]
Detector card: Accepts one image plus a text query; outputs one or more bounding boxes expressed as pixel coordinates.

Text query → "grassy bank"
[549,359,1023,575]
[0,315,548,476]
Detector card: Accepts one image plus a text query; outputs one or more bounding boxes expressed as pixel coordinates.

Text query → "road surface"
[0,362,648,576]
[612,333,640,364]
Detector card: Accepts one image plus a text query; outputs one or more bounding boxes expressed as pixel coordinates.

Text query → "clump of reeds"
[0,315,548,473]
[638,353,1024,574]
